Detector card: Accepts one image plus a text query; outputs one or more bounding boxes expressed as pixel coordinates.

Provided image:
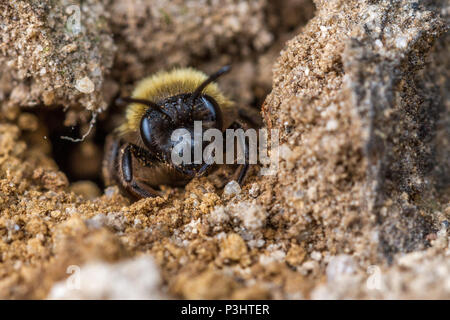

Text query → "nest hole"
[28,104,123,192]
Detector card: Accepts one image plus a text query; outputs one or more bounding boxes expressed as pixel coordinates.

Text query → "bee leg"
[237,105,263,128]
[227,120,250,185]
[103,135,121,188]
[117,143,161,199]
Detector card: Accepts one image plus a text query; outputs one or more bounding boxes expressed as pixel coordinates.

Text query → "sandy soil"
[0,0,448,299]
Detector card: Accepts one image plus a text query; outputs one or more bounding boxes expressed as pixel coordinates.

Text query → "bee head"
[120,66,231,177]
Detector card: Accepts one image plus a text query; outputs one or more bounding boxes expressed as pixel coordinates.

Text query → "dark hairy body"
[102,66,250,200]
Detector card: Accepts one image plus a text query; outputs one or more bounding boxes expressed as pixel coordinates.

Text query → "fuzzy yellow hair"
[118,68,234,135]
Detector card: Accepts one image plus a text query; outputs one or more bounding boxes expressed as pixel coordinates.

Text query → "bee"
[102,66,250,199]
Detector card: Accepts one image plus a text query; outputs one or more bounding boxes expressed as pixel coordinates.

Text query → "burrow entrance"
[26,1,316,192]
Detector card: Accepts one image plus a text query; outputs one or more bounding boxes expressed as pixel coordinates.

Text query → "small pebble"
[326,119,338,131]
[75,76,95,93]
[248,183,260,198]
[311,251,322,261]
[224,180,241,196]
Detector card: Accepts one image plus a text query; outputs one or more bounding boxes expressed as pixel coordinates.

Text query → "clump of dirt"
[0,0,449,299]
[0,0,115,114]
[263,0,448,264]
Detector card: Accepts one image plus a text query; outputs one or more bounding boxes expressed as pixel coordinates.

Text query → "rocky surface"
[0,0,448,299]
[263,0,448,264]
[47,256,165,299]
[0,0,115,114]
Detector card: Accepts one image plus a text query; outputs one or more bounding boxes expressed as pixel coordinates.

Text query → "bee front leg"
[227,120,250,185]
[117,143,161,199]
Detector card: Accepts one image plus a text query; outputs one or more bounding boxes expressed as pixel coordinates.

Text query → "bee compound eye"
[140,116,153,148]
[192,95,223,130]
[140,115,171,150]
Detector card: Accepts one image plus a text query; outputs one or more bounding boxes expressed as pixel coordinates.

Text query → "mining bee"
[103,66,250,199]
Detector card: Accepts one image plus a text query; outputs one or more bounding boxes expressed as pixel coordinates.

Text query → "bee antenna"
[116,97,173,120]
[190,65,231,101]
